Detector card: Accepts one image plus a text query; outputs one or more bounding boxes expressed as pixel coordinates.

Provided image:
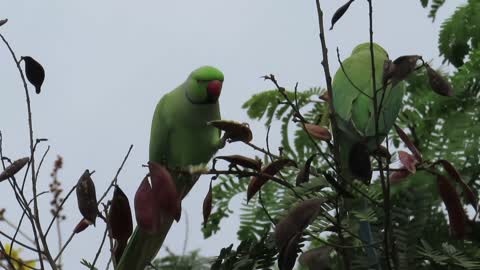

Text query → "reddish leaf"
[437,160,477,207]
[304,124,332,141]
[148,162,181,222]
[215,155,261,171]
[108,186,133,241]
[0,157,29,182]
[330,0,355,30]
[275,198,325,250]
[426,65,454,97]
[208,120,252,143]
[247,159,296,202]
[296,154,317,186]
[436,175,467,238]
[134,176,157,232]
[394,124,423,161]
[389,168,411,185]
[202,180,213,227]
[73,218,91,234]
[398,151,418,173]
[76,170,98,225]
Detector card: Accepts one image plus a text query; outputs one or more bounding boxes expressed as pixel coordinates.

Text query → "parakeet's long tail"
[116,219,173,270]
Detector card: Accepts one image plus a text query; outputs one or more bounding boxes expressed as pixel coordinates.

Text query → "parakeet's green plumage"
[117,66,225,270]
[332,43,405,179]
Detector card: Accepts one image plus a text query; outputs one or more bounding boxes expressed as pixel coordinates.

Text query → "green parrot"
[332,42,405,181]
[332,43,405,269]
[116,66,225,270]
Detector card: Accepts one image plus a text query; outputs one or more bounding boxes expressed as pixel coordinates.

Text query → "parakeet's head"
[184,66,224,104]
[351,42,388,58]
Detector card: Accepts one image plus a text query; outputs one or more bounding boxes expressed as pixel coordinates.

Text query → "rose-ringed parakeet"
[116,66,225,270]
[332,43,405,269]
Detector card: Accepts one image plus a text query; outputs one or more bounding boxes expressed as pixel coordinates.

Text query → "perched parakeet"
[117,66,225,270]
[332,42,405,181]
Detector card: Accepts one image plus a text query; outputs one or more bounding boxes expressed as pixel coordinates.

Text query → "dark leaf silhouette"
[436,174,467,238]
[296,154,317,186]
[134,176,157,232]
[208,120,252,143]
[394,124,423,161]
[330,0,355,30]
[247,159,297,202]
[304,123,332,141]
[349,142,372,183]
[76,170,97,225]
[0,18,7,27]
[0,157,29,182]
[203,180,213,227]
[437,160,477,207]
[148,161,181,222]
[22,56,45,94]
[109,186,133,241]
[215,155,261,171]
[426,65,454,96]
[299,246,333,270]
[398,151,418,173]
[278,232,302,270]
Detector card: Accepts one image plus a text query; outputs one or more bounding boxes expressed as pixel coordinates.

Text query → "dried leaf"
[0,157,29,182]
[134,176,156,232]
[398,151,418,173]
[247,159,297,202]
[426,65,454,96]
[215,155,261,171]
[299,246,333,270]
[0,19,8,27]
[278,232,302,270]
[304,124,332,141]
[22,56,45,94]
[76,170,97,224]
[73,218,91,234]
[203,180,213,227]
[148,162,181,222]
[349,143,372,183]
[394,124,423,161]
[436,175,467,238]
[437,160,477,207]
[389,168,411,185]
[208,120,252,143]
[275,198,325,250]
[330,0,355,30]
[388,55,422,85]
[296,154,317,186]
[108,186,133,241]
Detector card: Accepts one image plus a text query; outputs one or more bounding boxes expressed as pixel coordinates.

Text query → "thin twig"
[336,47,373,99]
[45,185,77,237]
[0,231,39,253]
[90,225,109,270]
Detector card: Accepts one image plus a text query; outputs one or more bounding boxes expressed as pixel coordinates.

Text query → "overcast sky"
[0,0,463,269]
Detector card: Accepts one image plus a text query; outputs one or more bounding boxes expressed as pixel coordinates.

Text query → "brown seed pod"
[349,142,372,183]
[0,19,8,27]
[247,159,297,202]
[389,168,411,185]
[398,151,418,173]
[208,120,253,143]
[108,186,133,241]
[76,170,97,225]
[330,0,355,30]
[0,157,29,182]
[134,176,156,232]
[296,154,317,186]
[387,55,422,86]
[437,160,477,207]
[21,56,45,94]
[73,218,91,234]
[215,155,261,171]
[148,161,181,222]
[394,124,423,162]
[299,246,333,270]
[202,180,213,227]
[304,124,332,141]
[426,65,454,97]
[436,174,467,238]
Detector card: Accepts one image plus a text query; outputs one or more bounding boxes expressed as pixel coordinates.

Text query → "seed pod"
[148,161,181,222]
[436,174,467,238]
[330,0,355,30]
[108,186,133,241]
[0,157,29,182]
[73,218,91,234]
[398,151,418,173]
[437,160,477,207]
[22,56,45,94]
[387,55,422,86]
[426,65,454,96]
[278,232,302,270]
[296,154,317,186]
[394,124,423,161]
[202,180,213,227]
[299,246,333,270]
[389,168,411,185]
[215,155,261,171]
[0,19,7,27]
[76,170,97,224]
[208,120,253,143]
[349,142,372,183]
[304,124,332,141]
[247,159,297,202]
[134,176,156,232]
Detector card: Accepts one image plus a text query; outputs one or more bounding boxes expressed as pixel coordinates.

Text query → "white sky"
[0,0,464,269]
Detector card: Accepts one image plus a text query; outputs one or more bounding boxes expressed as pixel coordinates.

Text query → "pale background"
[0,0,463,269]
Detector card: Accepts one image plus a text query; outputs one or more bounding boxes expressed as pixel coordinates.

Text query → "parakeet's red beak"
[207,80,222,98]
